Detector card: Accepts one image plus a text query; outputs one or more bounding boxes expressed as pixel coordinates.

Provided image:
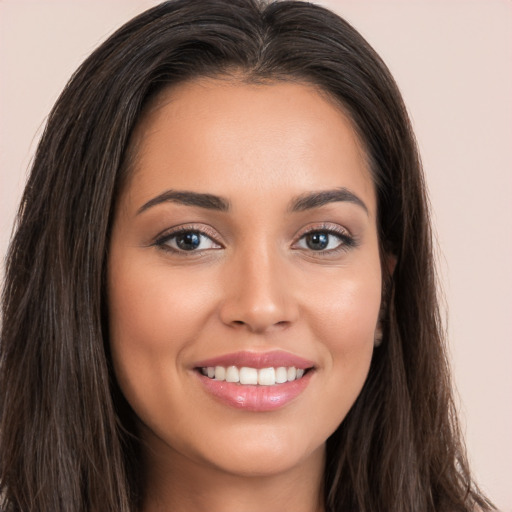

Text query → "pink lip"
[193,350,316,412]
[193,350,315,370]
[197,371,314,412]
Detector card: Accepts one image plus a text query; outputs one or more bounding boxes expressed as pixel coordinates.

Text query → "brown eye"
[175,231,202,251]
[304,232,330,250]
[297,230,348,252]
[156,229,221,253]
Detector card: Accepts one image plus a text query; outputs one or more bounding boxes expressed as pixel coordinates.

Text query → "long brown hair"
[0,1,495,511]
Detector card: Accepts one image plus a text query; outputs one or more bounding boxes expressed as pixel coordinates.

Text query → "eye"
[155,229,221,253]
[295,227,356,253]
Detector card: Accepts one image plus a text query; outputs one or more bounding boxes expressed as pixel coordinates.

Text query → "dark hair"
[0,1,495,511]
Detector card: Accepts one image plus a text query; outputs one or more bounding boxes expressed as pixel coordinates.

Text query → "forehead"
[124,78,376,215]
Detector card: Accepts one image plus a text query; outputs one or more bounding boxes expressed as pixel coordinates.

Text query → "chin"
[203,444,324,478]
[180,421,328,478]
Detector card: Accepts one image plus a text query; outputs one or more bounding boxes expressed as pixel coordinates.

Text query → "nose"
[219,244,298,334]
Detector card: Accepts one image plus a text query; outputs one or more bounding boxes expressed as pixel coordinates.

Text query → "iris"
[176,232,201,251]
[305,232,329,250]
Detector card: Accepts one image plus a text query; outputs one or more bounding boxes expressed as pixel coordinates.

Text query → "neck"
[141,438,325,512]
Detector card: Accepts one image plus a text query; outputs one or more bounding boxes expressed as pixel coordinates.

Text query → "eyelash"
[153,223,358,256]
[293,224,358,255]
[153,225,222,255]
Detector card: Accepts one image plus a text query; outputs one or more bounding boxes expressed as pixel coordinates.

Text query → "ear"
[374,324,384,347]
[384,252,397,278]
[375,252,396,347]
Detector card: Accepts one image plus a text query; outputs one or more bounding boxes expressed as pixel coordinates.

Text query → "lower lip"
[197,371,314,412]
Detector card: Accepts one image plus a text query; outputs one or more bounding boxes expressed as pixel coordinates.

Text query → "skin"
[108,78,383,512]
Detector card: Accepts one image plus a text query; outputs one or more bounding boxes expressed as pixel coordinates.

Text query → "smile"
[194,351,315,411]
[200,365,307,385]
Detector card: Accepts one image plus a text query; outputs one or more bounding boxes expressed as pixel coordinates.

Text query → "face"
[108,79,383,480]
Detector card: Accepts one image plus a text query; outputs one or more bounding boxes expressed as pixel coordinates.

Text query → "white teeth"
[200,365,308,385]
[258,367,276,386]
[214,366,225,381]
[275,367,288,384]
[239,367,258,385]
[225,366,239,383]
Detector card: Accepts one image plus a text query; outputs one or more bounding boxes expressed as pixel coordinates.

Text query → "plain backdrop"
[1,1,511,510]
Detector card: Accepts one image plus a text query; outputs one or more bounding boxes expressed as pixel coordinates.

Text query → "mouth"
[198,365,311,386]
[193,351,316,411]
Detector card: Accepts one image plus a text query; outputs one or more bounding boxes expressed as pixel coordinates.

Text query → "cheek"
[106,255,217,414]
[307,263,382,351]
[108,257,215,351]
[301,261,382,411]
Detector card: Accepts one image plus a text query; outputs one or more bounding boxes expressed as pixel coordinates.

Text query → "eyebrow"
[137,190,230,214]
[289,188,368,214]
[137,186,368,215]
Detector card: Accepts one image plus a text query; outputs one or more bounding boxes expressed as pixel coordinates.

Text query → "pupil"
[176,232,201,250]
[306,232,328,250]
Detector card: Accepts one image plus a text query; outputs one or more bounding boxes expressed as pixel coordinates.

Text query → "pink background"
[1,1,511,509]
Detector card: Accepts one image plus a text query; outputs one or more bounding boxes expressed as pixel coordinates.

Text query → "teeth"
[239,367,258,385]
[258,367,275,386]
[214,366,225,381]
[275,367,288,384]
[225,366,239,383]
[201,365,308,385]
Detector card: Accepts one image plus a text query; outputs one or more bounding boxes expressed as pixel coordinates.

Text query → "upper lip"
[193,350,315,370]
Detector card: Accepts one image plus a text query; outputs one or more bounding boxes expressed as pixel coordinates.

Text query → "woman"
[0,0,496,511]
